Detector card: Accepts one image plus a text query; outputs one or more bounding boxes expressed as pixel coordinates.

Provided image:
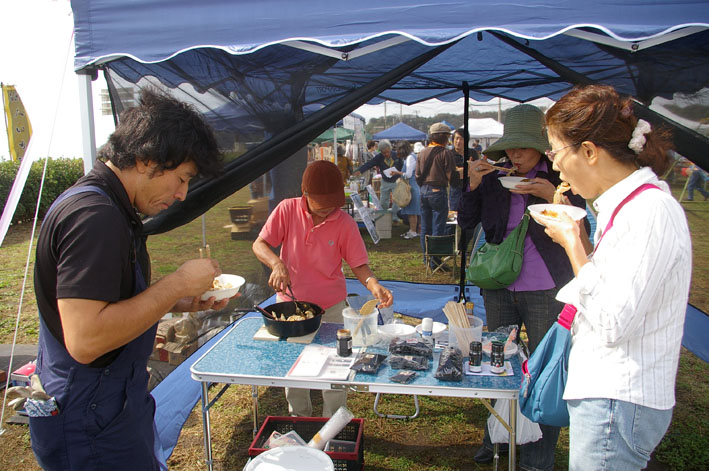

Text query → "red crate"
[248,416,364,471]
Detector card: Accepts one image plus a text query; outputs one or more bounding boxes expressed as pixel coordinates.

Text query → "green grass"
[0,184,707,470]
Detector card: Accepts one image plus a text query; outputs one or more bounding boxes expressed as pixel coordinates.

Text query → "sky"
[0,0,554,162]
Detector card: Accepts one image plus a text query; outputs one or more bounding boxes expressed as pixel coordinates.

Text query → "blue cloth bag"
[518,303,576,427]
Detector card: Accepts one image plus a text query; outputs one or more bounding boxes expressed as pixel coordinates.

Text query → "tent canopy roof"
[372,122,426,141]
[70,1,709,234]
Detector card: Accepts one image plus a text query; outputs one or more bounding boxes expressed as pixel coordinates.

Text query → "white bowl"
[415,321,447,339]
[499,176,534,189]
[200,274,245,301]
[528,204,586,224]
[378,323,417,341]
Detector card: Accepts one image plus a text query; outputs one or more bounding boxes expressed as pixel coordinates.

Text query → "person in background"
[336,144,353,185]
[415,123,457,267]
[537,84,691,471]
[686,163,708,201]
[458,104,589,470]
[391,140,421,239]
[354,139,403,223]
[31,89,228,470]
[472,138,483,159]
[448,127,469,217]
[252,160,393,417]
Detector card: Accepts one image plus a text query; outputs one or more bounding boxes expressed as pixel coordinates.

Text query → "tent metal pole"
[458,82,470,301]
[77,72,97,175]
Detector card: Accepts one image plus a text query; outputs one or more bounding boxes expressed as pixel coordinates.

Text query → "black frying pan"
[260,301,324,338]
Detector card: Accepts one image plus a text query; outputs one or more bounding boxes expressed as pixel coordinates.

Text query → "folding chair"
[424,234,457,278]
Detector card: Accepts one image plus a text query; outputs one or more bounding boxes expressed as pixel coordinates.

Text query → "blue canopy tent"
[372,122,426,141]
[69,0,709,462]
[71,0,709,236]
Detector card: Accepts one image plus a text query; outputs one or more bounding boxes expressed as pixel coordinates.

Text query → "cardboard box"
[374,210,392,239]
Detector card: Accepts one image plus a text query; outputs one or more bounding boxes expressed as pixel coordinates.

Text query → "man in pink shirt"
[253,160,393,416]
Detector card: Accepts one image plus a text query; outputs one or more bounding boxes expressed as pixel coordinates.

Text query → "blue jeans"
[478,288,564,470]
[568,399,672,471]
[419,185,449,256]
[686,171,708,200]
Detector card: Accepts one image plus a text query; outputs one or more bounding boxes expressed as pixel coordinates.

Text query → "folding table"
[191,315,521,471]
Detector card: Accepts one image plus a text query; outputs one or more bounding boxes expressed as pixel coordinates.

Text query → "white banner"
[0,140,36,247]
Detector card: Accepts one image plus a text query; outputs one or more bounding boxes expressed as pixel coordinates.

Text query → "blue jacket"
[355,151,402,183]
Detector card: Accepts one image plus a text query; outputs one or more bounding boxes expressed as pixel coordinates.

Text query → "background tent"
[467,118,504,148]
[312,127,355,144]
[70,0,709,235]
[372,122,426,141]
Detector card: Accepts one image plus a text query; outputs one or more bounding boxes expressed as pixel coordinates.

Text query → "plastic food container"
[342,307,379,346]
[448,316,483,357]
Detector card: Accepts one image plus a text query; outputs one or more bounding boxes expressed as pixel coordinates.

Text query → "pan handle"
[254,305,275,319]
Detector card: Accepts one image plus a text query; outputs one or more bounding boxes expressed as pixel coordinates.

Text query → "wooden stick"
[199,247,204,259]
[491,165,517,173]
[205,244,211,259]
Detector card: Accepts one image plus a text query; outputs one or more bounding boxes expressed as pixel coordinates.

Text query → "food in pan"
[271,308,316,322]
[553,182,571,204]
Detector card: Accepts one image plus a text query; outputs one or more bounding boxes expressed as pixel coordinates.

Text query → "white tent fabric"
[467,118,504,138]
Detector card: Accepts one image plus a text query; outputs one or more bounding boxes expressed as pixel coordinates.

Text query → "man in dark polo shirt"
[31,89,227,470]
[415,122,457,265]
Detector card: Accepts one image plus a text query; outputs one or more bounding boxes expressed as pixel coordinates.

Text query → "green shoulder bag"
[466,212,530,289]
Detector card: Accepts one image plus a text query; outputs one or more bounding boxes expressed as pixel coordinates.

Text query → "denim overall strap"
[30,186,160,471]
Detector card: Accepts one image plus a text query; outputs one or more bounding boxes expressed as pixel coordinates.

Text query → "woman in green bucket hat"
[458,104,590,470]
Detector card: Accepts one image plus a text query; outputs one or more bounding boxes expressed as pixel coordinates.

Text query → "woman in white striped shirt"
[533,84,691,471]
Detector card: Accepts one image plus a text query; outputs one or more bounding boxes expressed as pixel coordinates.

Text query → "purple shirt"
[505,160,555,292]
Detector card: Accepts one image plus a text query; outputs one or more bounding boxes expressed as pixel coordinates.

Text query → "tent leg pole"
[77,72,97,175]
[200,381,214,471]
[251,385,260,437]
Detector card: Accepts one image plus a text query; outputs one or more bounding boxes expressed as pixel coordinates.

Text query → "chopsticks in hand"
[491,165,517,174]
[199,244,211,259]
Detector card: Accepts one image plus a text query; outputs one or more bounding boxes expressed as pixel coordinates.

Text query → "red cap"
[301,160,345,208]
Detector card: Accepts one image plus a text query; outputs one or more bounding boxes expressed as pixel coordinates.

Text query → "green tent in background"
[311,127,356,144]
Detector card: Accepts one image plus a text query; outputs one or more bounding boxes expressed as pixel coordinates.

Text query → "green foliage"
[0,158,84,224]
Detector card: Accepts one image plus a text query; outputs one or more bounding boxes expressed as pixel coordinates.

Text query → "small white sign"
[366,184,383,210]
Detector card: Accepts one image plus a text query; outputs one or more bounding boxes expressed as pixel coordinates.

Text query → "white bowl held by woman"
[200,274,245,301]
[528,204,586,224]
[499,176,534,189]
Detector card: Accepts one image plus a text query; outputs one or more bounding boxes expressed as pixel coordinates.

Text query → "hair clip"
[628,119,651,154]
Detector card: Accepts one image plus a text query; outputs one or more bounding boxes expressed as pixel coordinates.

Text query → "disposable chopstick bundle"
[443,301,474,351]
[443,301,469,328]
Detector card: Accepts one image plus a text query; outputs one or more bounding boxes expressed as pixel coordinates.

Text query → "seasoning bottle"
[490,341,505,374]
[468,341,482,373]
[421,317,433,338]
[336,329,352,357]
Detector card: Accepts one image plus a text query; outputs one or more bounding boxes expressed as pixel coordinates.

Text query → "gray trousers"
[285,300,348,417]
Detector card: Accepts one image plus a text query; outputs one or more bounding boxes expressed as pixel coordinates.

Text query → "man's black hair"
[98,88,222,177]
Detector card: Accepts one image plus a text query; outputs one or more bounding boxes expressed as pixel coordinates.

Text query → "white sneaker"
[403,231,418,239]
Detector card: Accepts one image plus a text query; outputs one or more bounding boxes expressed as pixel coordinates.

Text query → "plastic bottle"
[421,317,433,338]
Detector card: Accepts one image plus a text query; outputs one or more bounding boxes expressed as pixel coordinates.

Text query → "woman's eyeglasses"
[545,143,579,161]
